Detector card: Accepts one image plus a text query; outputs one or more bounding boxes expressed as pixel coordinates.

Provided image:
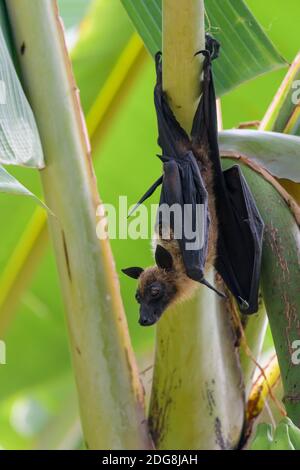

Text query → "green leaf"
[0,166,46,209]
[71,0,135,114]
[223,159,300,428]
[0,28,44,168]
[261,52,300,135]
[121,0,287,96]
[250,423,273,450]
[0,373,79,450]
[0,165,34,196]
[219,129,300,182]
[57,0,93,30]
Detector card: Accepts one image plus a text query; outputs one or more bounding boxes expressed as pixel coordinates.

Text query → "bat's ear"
[122,267,144,279]
[155,245,173,271]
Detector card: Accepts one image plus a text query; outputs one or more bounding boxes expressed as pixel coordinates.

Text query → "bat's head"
[122,245,178,326]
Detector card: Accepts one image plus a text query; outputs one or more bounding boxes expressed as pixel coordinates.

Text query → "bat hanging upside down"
[122,35,264,326]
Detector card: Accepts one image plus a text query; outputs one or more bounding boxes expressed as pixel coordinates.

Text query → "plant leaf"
[0,27,44,168]
[71,0,136,113]
[219,129,300,182]
[0,165,33,195]
[0,165,46,208]
[223,159,300,428]
[57,0,93,30]
[261,52,300,135]
[121,0,287,96]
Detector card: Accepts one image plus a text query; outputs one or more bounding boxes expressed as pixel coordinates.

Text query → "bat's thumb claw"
[238,297,250,311]
[200,277,226,298]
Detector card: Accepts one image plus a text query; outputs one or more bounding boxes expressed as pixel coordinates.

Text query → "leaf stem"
[5,0,152,449]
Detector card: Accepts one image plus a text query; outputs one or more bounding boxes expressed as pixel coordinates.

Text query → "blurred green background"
[0,0,298,449]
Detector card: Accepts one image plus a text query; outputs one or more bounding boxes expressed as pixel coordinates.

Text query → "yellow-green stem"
[148,0,244,449]
[5,0,152,450]
[240,52,300,404]
[162,0,204,133]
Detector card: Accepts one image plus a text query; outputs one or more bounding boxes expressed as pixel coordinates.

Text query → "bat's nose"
[139,306,156,326]
[139,316,155,326]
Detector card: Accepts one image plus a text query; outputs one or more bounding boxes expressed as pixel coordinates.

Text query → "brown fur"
[193,140,218,268]
[137,139,218,307]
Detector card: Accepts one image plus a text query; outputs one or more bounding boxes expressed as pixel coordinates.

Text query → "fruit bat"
[123,35,264,326]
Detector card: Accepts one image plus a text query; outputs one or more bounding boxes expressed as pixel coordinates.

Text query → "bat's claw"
[238,296,250,311]
[205,34,220,60]
[194,34,220,61]
[200,277,226,299]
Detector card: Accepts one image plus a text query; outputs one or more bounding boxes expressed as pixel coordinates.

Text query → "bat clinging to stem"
[123,35,264,326]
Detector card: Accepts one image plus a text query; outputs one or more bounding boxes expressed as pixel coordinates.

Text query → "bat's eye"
[135,292,141,303]
[150,285,161,298]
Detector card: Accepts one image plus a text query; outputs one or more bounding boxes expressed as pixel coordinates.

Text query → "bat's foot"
[194,34,220,63]
[238,296,250,311]
[205,34,220,60]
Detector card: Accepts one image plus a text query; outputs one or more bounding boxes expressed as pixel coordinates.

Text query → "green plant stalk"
[148,0,244,450]
[239,53,300,404]
[121,0,287,97]
[162,0,204,132]
[150,278,245,450]
[238,53,300,398]
[223,159,300,427]
[5,0,152,450]
[239,301,268,398]
[260,53,300,206]
[260,52,300,135]
[259,57,300,425]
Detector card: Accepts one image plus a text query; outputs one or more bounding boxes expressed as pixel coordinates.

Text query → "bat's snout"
[139,316,156,327]
[139,306,159,327]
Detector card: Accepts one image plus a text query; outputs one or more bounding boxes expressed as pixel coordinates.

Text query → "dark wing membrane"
[128,175,163,217]
[157,160,184,254]
[216,165,264,313]
[154,44,226,298]
[159,156,208,282]
[191,35,264,313]
[129,36,263,308]
[160,156,224,297]
[178,153,210,282]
